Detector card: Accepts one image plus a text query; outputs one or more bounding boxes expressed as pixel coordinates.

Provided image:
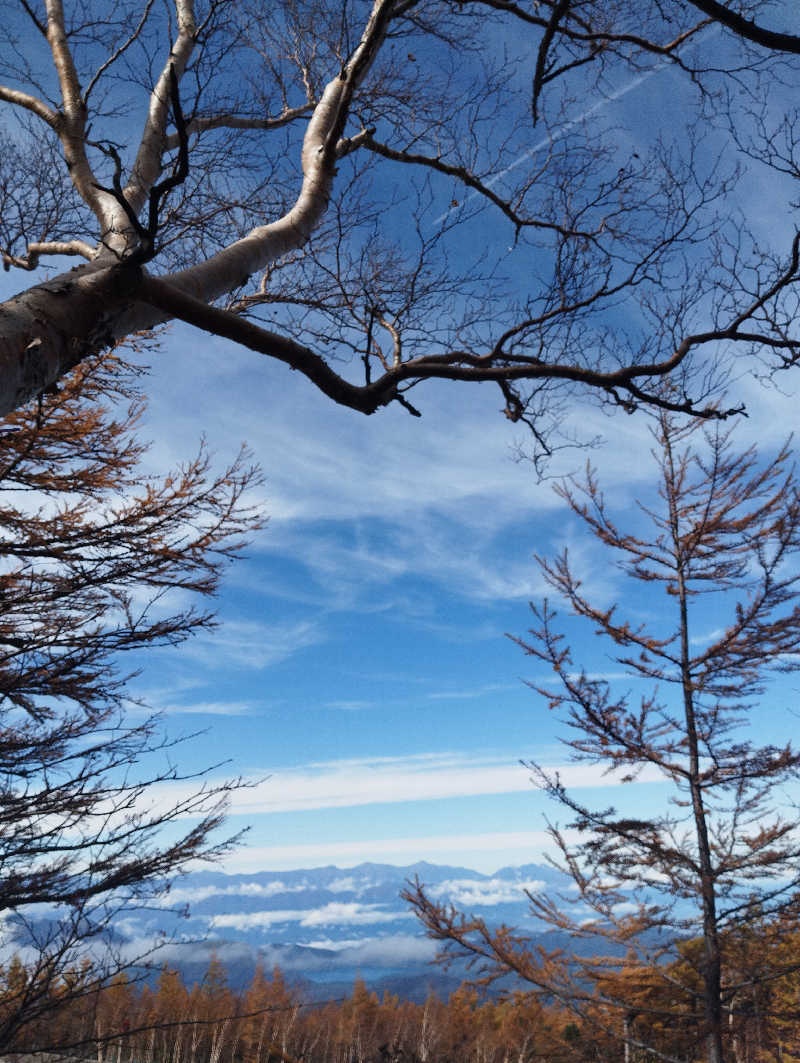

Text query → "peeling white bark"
[0,0,397,416]
[1,240,96,272]
[45,0,134,250]
[124,0,198,218]
[0,264,138,414]
[0,85,58,126]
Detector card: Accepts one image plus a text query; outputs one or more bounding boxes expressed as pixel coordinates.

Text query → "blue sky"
[2,25,800,878]
[96,319,798,876]
[1,280,797,877]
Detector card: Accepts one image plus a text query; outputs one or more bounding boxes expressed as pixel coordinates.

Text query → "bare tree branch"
[685,0,800,54]
[1,239,96,271]
[0,0,798,455]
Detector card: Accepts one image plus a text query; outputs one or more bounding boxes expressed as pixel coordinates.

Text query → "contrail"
[488,68,665,188]
[434,31,716,226]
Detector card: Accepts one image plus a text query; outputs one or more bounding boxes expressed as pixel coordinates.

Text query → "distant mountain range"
[124,861,574,1001]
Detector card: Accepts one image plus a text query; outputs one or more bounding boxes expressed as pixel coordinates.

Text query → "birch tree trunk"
[2,0,800,443]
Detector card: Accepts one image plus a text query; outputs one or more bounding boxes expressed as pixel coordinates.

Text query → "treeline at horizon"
[4,916,800,1063]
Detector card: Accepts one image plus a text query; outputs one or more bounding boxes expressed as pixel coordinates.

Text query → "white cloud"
[144,751,668,826]
[336,935,438,965]
[254,514,552,605]
[229,753,534,813]
[427,682,519,701]
[324,699,378,711]
[301,902,410,928]
[216,828,581,874]
[156,881,310,907]
[689,627,727,648]
[142,351,557,526]
[563,671,646,684]
[159,700,254,716]
[138,341,664,609]
[211,902,409,931]
[611,902,639,915]
[326,876,360,893]
[220,752,666,815]
[184,618,325,670]
[426,877,546,906]
[302,937,365,951]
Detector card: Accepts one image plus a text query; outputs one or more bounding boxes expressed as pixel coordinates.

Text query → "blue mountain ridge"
[130,861,577,1000]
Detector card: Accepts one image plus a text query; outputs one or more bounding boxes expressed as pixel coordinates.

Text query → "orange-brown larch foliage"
[407,413,800,1063]
[0,348,263,1052]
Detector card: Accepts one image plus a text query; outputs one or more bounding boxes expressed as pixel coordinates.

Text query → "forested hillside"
[4,916,800,1063]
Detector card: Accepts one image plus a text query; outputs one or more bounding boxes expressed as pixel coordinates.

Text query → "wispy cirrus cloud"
[426,682,519,701]
[221,751,665,816]
[230,752,534,814]
[216,830,572,874]
[159,699,254,716]
[323,699,379,711]
[184,618,325,670]
[148,751,667,825]
[141,342,662,611]
[251,515,552,606]
[127,674,262,716]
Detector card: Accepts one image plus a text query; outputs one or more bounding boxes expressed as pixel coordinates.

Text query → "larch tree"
[1,2,800,452]
[406,413,800,1063]
[0,346,263,1053]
